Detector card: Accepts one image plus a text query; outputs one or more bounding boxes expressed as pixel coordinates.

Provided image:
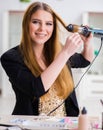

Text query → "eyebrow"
[31,18,53,23]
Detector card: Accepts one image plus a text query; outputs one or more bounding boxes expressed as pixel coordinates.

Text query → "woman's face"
[29,9,54,45]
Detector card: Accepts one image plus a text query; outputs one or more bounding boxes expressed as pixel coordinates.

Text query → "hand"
[63,33,83,57]
[81,32,94,62]
[81,32,93,47]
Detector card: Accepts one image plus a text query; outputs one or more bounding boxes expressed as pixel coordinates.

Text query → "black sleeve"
[0,48,45,99]
[68,53,90,68]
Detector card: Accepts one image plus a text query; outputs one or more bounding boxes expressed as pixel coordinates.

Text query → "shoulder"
[0,45,23,64]
[1,46,20,58]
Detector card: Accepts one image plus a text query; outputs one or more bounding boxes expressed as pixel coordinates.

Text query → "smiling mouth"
[36,33,46,37]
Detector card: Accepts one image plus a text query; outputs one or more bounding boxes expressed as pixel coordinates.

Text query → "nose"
[39,23,45,31]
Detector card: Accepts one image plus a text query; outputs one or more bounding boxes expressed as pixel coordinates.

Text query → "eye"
[46,22,53,26]
[32,20,40,24]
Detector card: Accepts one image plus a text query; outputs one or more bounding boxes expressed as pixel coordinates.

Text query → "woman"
[0,2,94,116]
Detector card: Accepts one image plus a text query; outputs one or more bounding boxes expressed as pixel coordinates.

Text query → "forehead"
[31,9,53,21]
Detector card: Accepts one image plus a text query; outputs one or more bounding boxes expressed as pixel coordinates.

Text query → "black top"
[0,46,90,116]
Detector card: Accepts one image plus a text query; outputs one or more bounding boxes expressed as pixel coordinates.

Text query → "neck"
[33,43,44,59]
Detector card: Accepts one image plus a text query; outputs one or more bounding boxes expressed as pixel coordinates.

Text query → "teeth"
[36,33,46,36]
[38,34,45,36]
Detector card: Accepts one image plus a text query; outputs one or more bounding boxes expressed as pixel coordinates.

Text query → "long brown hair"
[19,2,74,99]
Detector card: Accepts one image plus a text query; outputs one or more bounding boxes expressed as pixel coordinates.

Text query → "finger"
[72,33,83,44]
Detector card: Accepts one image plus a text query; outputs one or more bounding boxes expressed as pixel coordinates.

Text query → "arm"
[81,33,94,62]
[41,33,84,91]
[68,33,94,68]
[0,48,45,98]
[68,53,90,68]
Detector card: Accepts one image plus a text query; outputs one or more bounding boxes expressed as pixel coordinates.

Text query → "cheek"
[29,25,34,33]
[29,25,36,39]
[29,22,37,32]
[48,28,54,36]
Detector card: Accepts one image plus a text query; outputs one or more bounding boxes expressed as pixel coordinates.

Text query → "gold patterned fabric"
[39,85,66,117]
